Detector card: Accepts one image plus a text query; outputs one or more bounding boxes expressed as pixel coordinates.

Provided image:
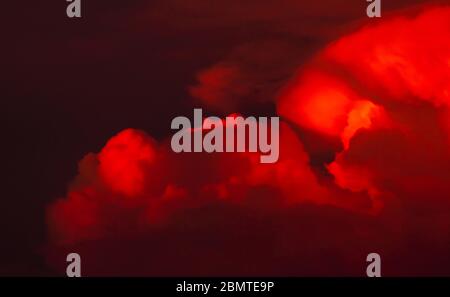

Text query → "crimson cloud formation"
[46,4,450,276]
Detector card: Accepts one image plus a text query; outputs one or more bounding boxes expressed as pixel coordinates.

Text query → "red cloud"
[278,5,450,212]
[46,5,450,276]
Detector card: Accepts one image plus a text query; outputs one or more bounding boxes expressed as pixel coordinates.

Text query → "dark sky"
[2,0,448,276]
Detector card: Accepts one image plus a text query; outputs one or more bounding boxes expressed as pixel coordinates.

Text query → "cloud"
[189,41,305,113]
[278,5,450,209]
[46,4,450,276]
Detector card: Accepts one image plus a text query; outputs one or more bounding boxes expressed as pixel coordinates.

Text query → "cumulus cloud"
[46,4,450,276]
